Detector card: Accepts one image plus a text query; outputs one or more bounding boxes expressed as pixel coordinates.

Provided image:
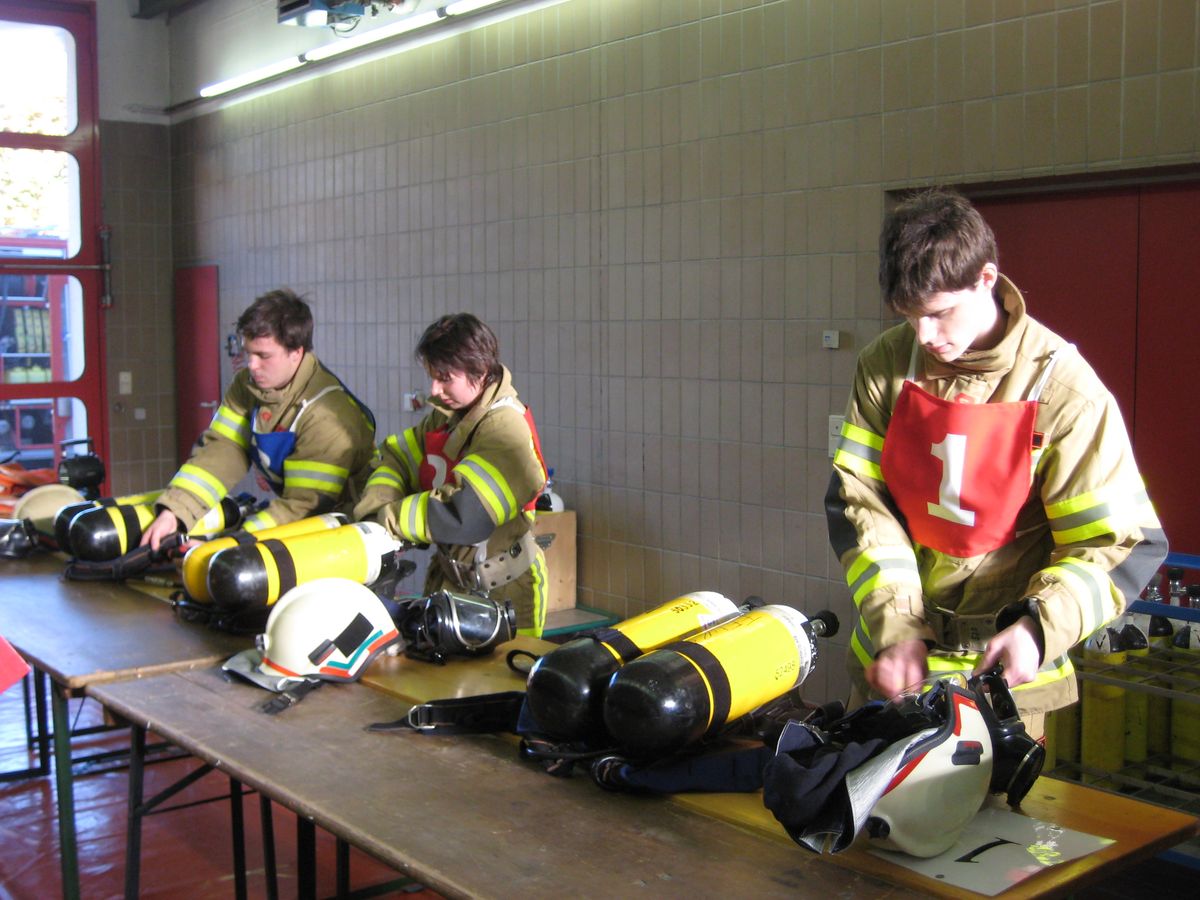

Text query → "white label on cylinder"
[680,590,741,628]
[762,604,816,687]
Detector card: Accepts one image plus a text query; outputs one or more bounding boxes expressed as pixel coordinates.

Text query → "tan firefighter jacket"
[354,366,549,634]
[159,351,376,533]
[827,276,1167,714]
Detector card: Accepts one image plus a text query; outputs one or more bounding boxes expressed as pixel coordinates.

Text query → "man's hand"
[974,616,1043,687]
[139,509,180,550]
[866,639,930,699]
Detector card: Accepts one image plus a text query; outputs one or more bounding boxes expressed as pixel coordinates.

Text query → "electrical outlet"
[118,371,132,395]
[821,329,840,349]
[828,415,844,458]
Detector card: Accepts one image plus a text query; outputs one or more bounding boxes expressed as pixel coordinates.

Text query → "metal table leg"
[336,837,350,898]
[260,795,278,900]
[51,680,80,900]
[297,817,316,900]
[230,777,247,900]
[124,723,147,899]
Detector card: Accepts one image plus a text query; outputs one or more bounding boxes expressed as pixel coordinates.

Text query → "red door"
[1133,184,1200,555]
[173,265,221,465]
[974,185,1200,554]
[975,190,1139,425]
[0,1,107,485]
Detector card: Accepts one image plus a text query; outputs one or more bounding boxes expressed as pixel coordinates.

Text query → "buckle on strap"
[406,703,441,731]
[925,605,998,652]
[437,551,483,593]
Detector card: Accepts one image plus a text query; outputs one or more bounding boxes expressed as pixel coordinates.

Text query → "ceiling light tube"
[443,0,506,14]
[303,10,443,62]
[199,56,305,98]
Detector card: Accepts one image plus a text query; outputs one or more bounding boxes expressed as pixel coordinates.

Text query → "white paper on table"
[868,806,1114,895]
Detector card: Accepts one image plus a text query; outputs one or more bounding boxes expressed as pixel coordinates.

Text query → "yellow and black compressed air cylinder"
[53,490,162,555]
[602,605,838,760]
[1171,620,1200,772]
[205,521,397,611]
[1080,626,1126,786]
[67,493,248,562]
[181,513,346,604]
[1120,620,1150,769]
[1146,612,1175,757]
[524,590,740,741]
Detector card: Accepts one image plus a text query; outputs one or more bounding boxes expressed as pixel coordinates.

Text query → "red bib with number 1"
[881,381,1037,558]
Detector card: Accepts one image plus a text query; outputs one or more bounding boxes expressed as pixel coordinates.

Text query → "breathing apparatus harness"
[63,533,188,582]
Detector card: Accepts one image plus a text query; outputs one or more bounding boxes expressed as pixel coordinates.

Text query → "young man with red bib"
[354,314,549,635]
[827,189,1166,732]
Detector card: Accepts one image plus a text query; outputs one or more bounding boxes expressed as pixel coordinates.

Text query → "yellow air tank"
[1170,602,1200,773]
[205,521,398,611]
[525,591,741,741]
[53,490,162,555]
[67,493,251,562]
[1080,626,1126,787]
[181,513,346,603]
[603,606,838,759]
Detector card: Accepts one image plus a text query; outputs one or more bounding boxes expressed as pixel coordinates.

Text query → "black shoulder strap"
[367,690,526,735]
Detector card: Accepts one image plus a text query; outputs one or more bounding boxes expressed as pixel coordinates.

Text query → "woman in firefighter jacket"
[353,314,549,636]
[826,190,1167,725]
[141,290,376,548]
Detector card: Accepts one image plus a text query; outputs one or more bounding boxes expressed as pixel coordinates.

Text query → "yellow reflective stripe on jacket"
[210,405,250,449]
[1043,557,1121,636]
[927,652,1074,692]
[365,464,405,492]
[517,549,549,638]
[850,618,876,668]
[833,421,884,481]
[384,430,422,487]
[283,458,349,496]
[845,545,921,607]
[398,492,431,544]
[169,463,225,508]
[243,510,277,533]
[455,454,518,524]
[1045,482,1155,545]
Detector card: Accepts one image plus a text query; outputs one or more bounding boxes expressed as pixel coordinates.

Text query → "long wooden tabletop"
[0,554,249,690]
[91,665,921,900]
[363,638,1199,899]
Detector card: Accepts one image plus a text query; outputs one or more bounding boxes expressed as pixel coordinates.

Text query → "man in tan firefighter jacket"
[141,289,376,549]
[826,189,1167,732]
[353,313,549,636]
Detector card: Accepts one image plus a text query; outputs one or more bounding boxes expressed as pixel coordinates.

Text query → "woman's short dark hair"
[237,288,313,352]
[878,188,997,315]
[416,313,502,385]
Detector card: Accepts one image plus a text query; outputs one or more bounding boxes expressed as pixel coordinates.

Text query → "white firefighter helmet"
[223,577,400,692]
[12,482,85,535]
[853,680,995,858]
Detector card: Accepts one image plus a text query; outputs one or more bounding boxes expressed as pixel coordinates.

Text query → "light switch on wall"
[828,415,844,458]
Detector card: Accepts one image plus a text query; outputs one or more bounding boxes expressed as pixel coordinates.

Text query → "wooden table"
[95,638,1199,899]
[92,664,918,900]
[0,554,250,900]
[365,638,1200,898]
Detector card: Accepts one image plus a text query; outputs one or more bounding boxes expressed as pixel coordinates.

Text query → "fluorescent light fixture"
[199,57,305,98]
[443,0,506,14]
[303,10,442,61]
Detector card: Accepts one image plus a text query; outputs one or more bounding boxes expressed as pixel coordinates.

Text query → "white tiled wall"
[130,0,1200,704]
